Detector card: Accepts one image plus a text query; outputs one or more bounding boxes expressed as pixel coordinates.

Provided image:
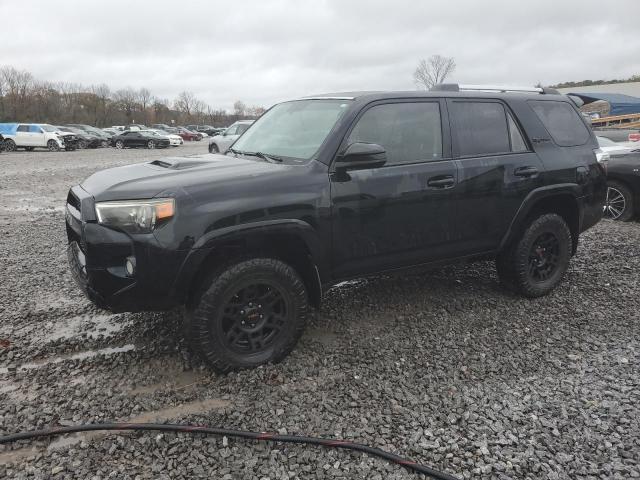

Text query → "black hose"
[0,422,460,480]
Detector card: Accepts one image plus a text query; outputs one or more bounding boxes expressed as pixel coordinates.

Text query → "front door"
[29,125,46,147]
[330,100,459,278]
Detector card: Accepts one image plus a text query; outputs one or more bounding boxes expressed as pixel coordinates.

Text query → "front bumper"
[65,186,186,312]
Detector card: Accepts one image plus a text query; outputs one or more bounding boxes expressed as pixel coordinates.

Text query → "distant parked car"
[151,123,173,131]
[207,120,253,153]
[0,123,66,151]
[596,136,640,156]
[123,124,148,131]
[59,126,102,149]
[148,129,183,146]
[112,130,171,149]
[176,127,202,141]
[66,124,111,147]
[187,124,217,136]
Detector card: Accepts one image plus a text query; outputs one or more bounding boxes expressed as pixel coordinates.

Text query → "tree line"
[0,65,265,127]
[550,74,640,89]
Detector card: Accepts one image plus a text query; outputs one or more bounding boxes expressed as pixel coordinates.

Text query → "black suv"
[66,85,606,372]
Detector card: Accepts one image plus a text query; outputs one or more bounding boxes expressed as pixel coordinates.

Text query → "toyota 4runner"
[66,85,607,372]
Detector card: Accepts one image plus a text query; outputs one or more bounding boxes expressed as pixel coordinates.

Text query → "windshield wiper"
[228,149,282,163]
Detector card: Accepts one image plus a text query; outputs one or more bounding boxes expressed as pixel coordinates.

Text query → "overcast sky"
[1,0,639,111]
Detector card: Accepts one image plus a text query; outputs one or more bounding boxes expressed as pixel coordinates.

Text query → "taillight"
[594,148,609,174]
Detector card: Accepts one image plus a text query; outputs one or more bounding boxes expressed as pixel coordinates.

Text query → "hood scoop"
[148,157,215,170]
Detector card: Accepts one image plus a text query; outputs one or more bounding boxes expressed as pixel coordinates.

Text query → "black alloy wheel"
[527,233,560,282]
[220,282,288,355]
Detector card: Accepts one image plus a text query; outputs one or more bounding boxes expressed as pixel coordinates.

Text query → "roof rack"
[431,83,559,95]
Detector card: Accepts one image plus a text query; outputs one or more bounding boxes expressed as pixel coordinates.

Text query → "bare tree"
[174,91,197,117]
[113,88,139,123]
[413,55,456,90]
[233,100,246,117]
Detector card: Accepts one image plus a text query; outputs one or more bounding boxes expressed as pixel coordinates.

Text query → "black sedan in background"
[605,152,640,221]
[111,130,171,149]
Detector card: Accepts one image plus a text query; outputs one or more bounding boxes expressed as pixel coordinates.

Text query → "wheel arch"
[500,184,582,256]
[175,220,326,310]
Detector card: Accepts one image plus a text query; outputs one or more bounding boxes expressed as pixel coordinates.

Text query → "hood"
[81,153,287,201]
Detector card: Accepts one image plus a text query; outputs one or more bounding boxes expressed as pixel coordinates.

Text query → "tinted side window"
[29,125,43,133]
[507,113,528,152]
[237,124,250,135]
[450,101,510,156]
[529,100,590,147]
[17,125,29,132]
[225,125,238,135]
[347,102,442,165]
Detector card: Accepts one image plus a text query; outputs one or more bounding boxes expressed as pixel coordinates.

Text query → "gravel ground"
[0,143,639,479]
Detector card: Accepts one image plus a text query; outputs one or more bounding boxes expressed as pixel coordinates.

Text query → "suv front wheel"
[496,213,572,298]
[186,258,309,373]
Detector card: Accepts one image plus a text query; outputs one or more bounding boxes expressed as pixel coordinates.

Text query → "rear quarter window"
[528,100,590,147]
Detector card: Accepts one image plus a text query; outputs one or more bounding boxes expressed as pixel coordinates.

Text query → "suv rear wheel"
[186,258,308,373]
[496,213,572,298]
[3,139,16,152]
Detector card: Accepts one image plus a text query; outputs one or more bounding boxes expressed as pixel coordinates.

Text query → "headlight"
[95,198,175,233]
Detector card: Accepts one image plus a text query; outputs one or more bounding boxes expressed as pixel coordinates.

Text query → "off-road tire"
[604,180,634,222]
[496,213,572,298]
[3,139,16,152]
[186,258,308,373]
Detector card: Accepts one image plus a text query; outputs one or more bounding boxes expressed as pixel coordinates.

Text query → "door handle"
[514,166,539,177]
[427,175,455,188]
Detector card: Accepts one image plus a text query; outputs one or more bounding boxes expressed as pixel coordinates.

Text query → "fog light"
[125,257,136,276]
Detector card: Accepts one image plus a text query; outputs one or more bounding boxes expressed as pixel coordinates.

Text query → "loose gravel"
[0,144,639,479]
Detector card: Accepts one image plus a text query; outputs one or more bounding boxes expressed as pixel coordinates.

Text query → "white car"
[596,136,640,156]
[148,129,183,146]
[208,120,254,153]
[0,123,66,152]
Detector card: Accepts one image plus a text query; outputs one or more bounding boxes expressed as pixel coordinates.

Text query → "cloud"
[1,0,639,111]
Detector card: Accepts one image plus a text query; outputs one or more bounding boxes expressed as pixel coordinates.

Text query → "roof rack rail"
[430,83,559,95]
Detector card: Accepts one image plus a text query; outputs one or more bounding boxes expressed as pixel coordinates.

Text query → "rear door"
[15,124,31,146]
[447,99,544,253]
[330,99,459,278]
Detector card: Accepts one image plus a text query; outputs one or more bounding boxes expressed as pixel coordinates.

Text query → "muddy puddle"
[18,344,135,370]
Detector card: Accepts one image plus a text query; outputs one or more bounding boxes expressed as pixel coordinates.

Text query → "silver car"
[208,120,254,153]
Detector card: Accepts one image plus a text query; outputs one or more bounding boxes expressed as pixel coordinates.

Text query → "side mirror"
[335,142,387,170]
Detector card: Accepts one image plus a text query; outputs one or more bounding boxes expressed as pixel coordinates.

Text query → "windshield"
[231,99,351,160]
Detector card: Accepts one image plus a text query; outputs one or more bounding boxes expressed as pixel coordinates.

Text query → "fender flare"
[172,219,327,304]
[499,183,583,251]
